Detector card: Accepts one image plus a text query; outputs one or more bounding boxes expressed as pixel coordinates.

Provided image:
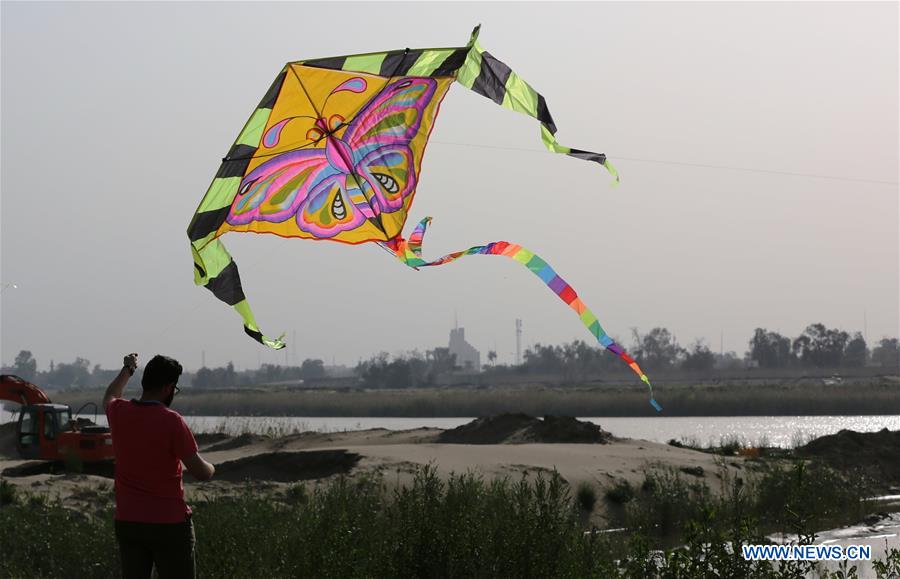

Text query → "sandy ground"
[0,424,746,527]
[202,427,742,488]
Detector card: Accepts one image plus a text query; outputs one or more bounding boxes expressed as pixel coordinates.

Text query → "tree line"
[748,324,896,370]
[351,323,897,389]
[3,323,897,390]
[191,359,327,389]
[1,352,329,391]
[510,325,897,377]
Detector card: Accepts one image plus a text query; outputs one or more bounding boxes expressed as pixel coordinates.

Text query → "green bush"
[0,467,893,578]
[576,481,598,512]
[628,469,711,537]
[605,480,635,505]
[873,544,900,579]
[0,499,116,578]
[754,461,864,533]
[0,479,16,506]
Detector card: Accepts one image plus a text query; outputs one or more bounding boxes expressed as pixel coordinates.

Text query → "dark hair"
[142,355,183,391]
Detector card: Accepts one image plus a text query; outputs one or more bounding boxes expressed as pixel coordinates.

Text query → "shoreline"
[25,380,900,419]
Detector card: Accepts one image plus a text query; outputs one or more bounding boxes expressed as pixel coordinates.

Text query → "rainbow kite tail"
[385,217,661,412]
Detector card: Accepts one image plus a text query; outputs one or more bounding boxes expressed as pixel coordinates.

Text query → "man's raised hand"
[124,353,138,375]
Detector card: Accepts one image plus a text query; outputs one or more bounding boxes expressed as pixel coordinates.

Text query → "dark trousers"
[115,518,196,579]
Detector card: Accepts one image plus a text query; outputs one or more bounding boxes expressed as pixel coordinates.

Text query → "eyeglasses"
[173,384,180,395]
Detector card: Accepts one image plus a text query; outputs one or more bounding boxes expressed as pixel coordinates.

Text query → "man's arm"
[103,353,138,411]
[183,452,215,481]
[175,416,214,482]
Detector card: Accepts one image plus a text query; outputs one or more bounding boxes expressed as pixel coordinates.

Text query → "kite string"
[430,140,898,187]
[144,243,291,345]
[231,136,897,186]
[149,240,406,347]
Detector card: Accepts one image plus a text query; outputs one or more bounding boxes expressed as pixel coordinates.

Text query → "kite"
[188,26,661,411]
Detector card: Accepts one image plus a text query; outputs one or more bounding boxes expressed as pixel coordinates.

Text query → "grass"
[192,416,314,437]
[1,465,897,578]
[0,494,114,578]
[52,381,900,418]
[668,432,801,456]
[615,460,874,544]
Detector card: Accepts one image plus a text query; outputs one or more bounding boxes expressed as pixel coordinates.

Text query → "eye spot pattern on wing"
[332,191,347,219]
[238,179,255,196]
[372,172,398,194]
[356,146,413,210]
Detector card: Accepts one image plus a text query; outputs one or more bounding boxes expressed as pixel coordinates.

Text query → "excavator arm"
[0,375,52,406]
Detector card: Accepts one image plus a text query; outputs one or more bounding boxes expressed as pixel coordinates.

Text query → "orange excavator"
[1,374,114,462]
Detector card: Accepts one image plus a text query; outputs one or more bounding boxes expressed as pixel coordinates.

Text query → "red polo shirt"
[106,398,198,523]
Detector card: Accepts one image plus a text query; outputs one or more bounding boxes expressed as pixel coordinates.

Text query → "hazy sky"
[2,1,897,372]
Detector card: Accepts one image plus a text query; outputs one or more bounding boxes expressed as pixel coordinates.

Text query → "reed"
[51,381,900,418]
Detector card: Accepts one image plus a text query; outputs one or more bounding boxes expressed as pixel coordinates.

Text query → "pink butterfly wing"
[336,78,437,217]
[343,78,438,147]
[226,149,330,226]
[295,172,369,238]
[354,144,416,213]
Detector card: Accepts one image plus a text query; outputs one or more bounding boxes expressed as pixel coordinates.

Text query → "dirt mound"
[0,422,18,458]
[521,415,612,444]
[797,428,900,486]
[437,414,611,445]
[213,450,361,482]
[3,460,115,479]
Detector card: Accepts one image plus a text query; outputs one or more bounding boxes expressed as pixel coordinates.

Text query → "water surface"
[7,409,895,448]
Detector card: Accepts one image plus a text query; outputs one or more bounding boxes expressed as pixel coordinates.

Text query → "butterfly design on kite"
[226,76,438,239]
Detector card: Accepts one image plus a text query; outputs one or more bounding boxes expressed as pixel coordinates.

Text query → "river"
[2,409,899,447]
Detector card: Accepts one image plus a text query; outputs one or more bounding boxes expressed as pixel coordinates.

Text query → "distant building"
[449,327,481,372]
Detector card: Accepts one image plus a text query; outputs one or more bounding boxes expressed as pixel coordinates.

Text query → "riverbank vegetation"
[48,380,900,418]
[2,464,898,578]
